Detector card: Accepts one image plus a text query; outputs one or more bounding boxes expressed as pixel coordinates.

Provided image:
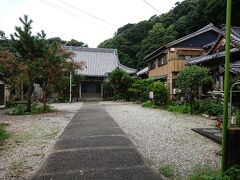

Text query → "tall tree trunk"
[42,84,49,108]
[26,71,34,112]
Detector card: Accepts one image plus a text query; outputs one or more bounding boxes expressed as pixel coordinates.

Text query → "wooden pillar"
[79,82,82,101]
[101,83,103,101]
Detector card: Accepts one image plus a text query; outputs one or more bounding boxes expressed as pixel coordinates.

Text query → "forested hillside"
[98,0,240,70]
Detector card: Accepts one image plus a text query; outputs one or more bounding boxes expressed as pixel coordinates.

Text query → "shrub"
[0,123,9,142]
[11,104,27,115]
[168,103,191,114]
[148,81,169,106]
[108,68,134,100]
[31,102,53,114]
[159,165,175,177]
[129,79,154,102]
[10,102,53,115]
[199,99,223,116]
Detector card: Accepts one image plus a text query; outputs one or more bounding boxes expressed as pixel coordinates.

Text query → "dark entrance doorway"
[0,83,5,107]
[81,81,101,100]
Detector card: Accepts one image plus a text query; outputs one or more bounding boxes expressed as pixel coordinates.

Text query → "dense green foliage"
[128,79,169,105]
[129,79,154,102]
[10,102,53,115]
[108,68,134,100]
[176,65,213,96]
[98,0,240,69]
[168,99,223,116]
[148,81,169,105]
[168,103,191,114]
[199,99,223,116]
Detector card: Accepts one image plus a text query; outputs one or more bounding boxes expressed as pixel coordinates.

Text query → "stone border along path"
[32,102,162,180]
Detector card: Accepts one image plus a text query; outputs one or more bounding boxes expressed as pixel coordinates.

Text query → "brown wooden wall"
[148,47,205,97]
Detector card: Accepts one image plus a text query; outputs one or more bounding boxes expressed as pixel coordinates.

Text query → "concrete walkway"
[32,102,162,180]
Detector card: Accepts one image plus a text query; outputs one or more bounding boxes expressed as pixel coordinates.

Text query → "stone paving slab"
[54,136,132,150]
[192,128,221,144]
[32,102,162,180]
[33,167,160,180]
[36,148,145,174]
[61,125,124,138]
[69,121,119,127]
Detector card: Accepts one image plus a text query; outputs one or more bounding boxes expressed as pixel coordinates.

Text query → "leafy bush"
[223,165,240,180]
[11,104,27,115]
[176,65,213,96]
[148,81,169,105]
[31,102,53,114]
[159,165,175,177]
[108,68,134,100]
[0,123,9,142]
[10,102,53,115]
[129,79,154,102]
[168,103,191,114]
[199,99,223,116]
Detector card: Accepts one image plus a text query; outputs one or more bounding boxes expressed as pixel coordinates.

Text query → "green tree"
[176,65,213,97]
[36,35,79,106]
[108,68,134,100]
[129,79,154,102]
[65,39,88,47]
[10,15,43,112]
[148,81,169,105]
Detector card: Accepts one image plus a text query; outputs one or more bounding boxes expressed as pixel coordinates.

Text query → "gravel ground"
[0,102,82,180]
[101,101,221,178]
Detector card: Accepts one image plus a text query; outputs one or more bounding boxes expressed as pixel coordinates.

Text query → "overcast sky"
[1,0,183,47]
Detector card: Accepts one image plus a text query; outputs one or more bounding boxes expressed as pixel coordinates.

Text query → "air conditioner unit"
[173,88,181,94]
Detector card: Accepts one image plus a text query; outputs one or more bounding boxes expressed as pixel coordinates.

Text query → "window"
[177,54,185,60]
[148,60,156,70]
[158,55,167,66]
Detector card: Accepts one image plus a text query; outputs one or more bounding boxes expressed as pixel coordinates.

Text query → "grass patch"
[168,104,191,114]
[9,102,54,116]
[159,164,175,178]
[0,123,9,142]
[188,166,220,180]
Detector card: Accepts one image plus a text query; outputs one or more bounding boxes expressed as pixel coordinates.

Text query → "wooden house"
[146,24,219,98]
[65,46,137,101]
[188,26,240,92]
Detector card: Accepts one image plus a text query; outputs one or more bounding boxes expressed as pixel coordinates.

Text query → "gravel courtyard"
[101,101,221,178]
[0,102,82,180]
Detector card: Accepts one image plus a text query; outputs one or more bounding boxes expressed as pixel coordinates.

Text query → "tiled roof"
[65,46,136,77]
[118,63,137,74]
[220,25,240,46]
[137,67,148,76]
[188,48,239,65]
[218,63,240,75]
[145,23,219,61]
[188,25,240,65]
